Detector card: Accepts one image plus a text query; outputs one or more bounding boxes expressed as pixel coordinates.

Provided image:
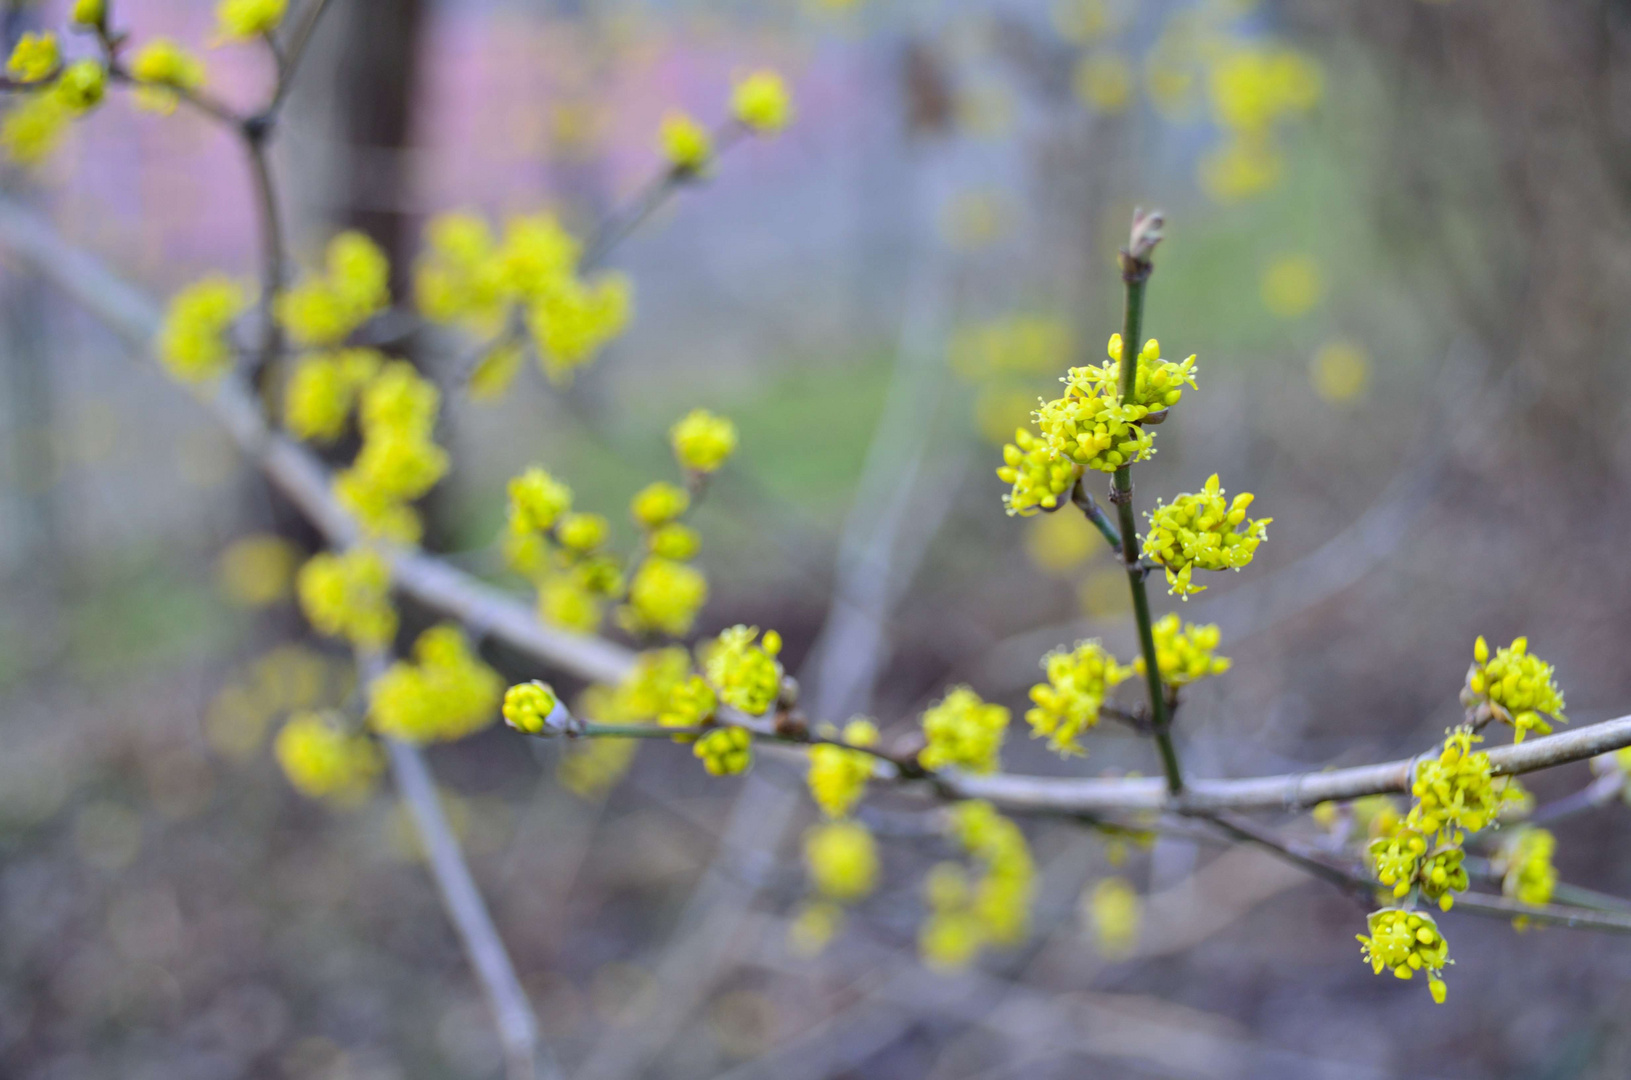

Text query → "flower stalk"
[1109,209,1183,795]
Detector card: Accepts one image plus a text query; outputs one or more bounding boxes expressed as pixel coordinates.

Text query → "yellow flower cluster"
[1410,728,1502,836]
[919,801,1036,968]
[7,33,59,83]
[621,558,708,637]
[275,231,390,347]
[501,680,560,735]
[274,711,382,806]
[1087,876,1141,958]
[503,468,625,634]
[215,0,287,43]
[1,57,103,164]
[997,427,1081,517]
[618,481,707,637]
[657,674,716,735]
[694,725,753,775]
[368,625,503,743]
[414,210,632,385]
[1466,636,1566,743]
[157,276,248,383]
[1134,614,1231,686]
[333,361,449,543]
[1500,828,1557,916]
[72,0,105,28]
[807,719,879,819]
[1201,46,1322,202]
[804,820,878,902]
[1142,474,1271,598]
[660,110,712,174]
[282,348,382,441]
[1369,823,1468,911]
[630,481,690,528]
[731,70,793,133]
[702,626,783,715]
[130,38,206,114]
[297,547,397,647]
[1025,640,1130,756]
[670,409,738,473]
[1090,334,1198,410]
[1357,909,1449,1003]
[919,687,1009,773]
[1033,384,1154,473]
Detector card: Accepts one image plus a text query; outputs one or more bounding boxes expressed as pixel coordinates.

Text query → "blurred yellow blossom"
[670,409,738,473]
[215,0,287,43]
[274,711,381,806]
[7,33,59,83]
[804,820,878,902]
[216,533,300,607]
[130,39,206,114]
[1086,876,1140,957]
[297,547,396,648]
[807,719,878,819]
[919,686,1008,773]
[369,625,503,743]
[1075,53,1134,114]
[731,70,792,133]
[158,276,248,383]
[1310,341,1371,404]
[1260,254,1323,318]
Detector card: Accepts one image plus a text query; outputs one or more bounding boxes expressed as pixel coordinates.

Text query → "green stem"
[1110,259,1182,795]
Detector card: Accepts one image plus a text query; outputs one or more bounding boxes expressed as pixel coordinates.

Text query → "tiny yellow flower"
[619,557,708,638]
[670,408,738,473]
[996,426,1080,517]
[274,711,382,806]
[538,574,604,634]
[1408,728,1502,836]
[919,686,1009,773]
[807,719,878,819]
[508,467,574,535]
[1356,908,1450,1002]
[556,512,609,553]
[71,0,106,28]
[527,271,633,382]
[1133,613,1231,686]
[130,39,206,114]
[502,680,559,735]
[630,481,690,528]
[215,0,288,43]
[157,275,249,383]
[694,725,753,775]
[1026,640,1130,756]
[804,820,878,902]
[659,110,712,173]
[648,523,700,561]
[1086,877,1140,957]
[7,33,59,84]
[731,70,792,133]
[1465,635,1566,743]
[275,231,391,346]
[296,547,397,647]
[282,349,382,441]
[369,624,503,743]
[54,60,107,113]
[702,625,782,715]
[1142,474,1271,598]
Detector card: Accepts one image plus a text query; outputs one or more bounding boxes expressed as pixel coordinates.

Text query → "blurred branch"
[383,709,558,1080]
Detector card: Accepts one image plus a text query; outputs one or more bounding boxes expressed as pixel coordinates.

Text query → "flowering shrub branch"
[7,0,1631,1037]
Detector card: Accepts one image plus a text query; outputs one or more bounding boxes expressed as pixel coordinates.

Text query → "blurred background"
[5,0,1631,1076]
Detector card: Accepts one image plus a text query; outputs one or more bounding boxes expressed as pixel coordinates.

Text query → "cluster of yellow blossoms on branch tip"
[215,0,288,43]
[1357,909,1450,1004]
[1142,473,1271,598]
[414,209,630,389]
[1464,635,1567,743]
[918,687,1009,774]
[369,625,503,743]
[807,719,879,819]
[503,411,732,638]
[996,336,1200,516]
[332,360,449,544]
[702,626,782,716]
[920,801,1036,969]
[1354,637,1566,1000]
[1135,613,1231,686]
[1026,640,1129,757]
[501,680,560,736]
